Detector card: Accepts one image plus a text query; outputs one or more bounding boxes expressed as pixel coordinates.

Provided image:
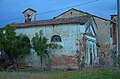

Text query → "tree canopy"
[14,34,31,60]
[32,30,49,56]
[32,30,62,67]
[0,25,31,61]
[32,30,62,56]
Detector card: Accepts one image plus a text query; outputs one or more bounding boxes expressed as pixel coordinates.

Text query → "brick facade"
[50,55,78,69]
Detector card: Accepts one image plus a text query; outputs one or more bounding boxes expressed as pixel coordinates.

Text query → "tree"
[14,34,31,60]
[0,25,31,70]
[0,25,16,62]
[76,50,81,69]
[32,30,62,68]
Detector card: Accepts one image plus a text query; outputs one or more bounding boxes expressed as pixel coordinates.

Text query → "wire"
[36,0,99,15]
[0,0,99,23]
[113,1,117,14]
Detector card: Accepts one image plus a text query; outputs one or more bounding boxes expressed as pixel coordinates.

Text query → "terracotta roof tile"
[53,8,108,21]
[10,15,91,28]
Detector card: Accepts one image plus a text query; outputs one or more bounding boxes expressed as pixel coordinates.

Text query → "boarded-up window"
[110,28,112,37]
[113,24,117,44]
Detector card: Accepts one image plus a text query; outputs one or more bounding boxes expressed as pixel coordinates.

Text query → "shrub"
[114,55,120,68]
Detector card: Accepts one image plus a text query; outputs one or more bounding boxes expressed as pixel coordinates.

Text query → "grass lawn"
[0,70,120,79]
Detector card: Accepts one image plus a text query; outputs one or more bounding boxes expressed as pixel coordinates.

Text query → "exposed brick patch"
[98,44,110,65]
[50,55,78,69]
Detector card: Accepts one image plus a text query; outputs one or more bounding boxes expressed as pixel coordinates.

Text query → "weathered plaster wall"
[93,17,110,45]
[93,17,112,65]
[15,24,86,68]
[54,9,86,19]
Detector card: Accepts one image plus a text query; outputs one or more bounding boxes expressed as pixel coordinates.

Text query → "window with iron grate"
[51,35,62,42]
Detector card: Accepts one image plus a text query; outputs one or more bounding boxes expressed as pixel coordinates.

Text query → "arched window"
[27,14,31,22]
[51,35,62,42]
[22,36,30,43]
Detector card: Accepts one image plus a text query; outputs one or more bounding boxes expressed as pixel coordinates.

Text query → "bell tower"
[22,8,37,23]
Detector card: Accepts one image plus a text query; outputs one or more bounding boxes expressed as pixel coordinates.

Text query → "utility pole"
[118,0,120,56]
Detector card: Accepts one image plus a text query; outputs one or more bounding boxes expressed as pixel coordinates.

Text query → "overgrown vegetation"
[0,26,63,70]
[114,55,120,68]
[31,30,62,68]
[76,50,81,69]
[0,25,31,70]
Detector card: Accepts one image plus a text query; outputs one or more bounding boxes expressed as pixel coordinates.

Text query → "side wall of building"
[15,24,86,69]
[54,9,86,19]
[93,17,112,65]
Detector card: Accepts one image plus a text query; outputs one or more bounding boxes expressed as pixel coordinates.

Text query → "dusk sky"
[0,0,117,28]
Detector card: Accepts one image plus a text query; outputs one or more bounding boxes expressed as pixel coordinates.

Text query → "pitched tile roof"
[10,15,91,28]
[22,8,37,14]
[53,8,108,21]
